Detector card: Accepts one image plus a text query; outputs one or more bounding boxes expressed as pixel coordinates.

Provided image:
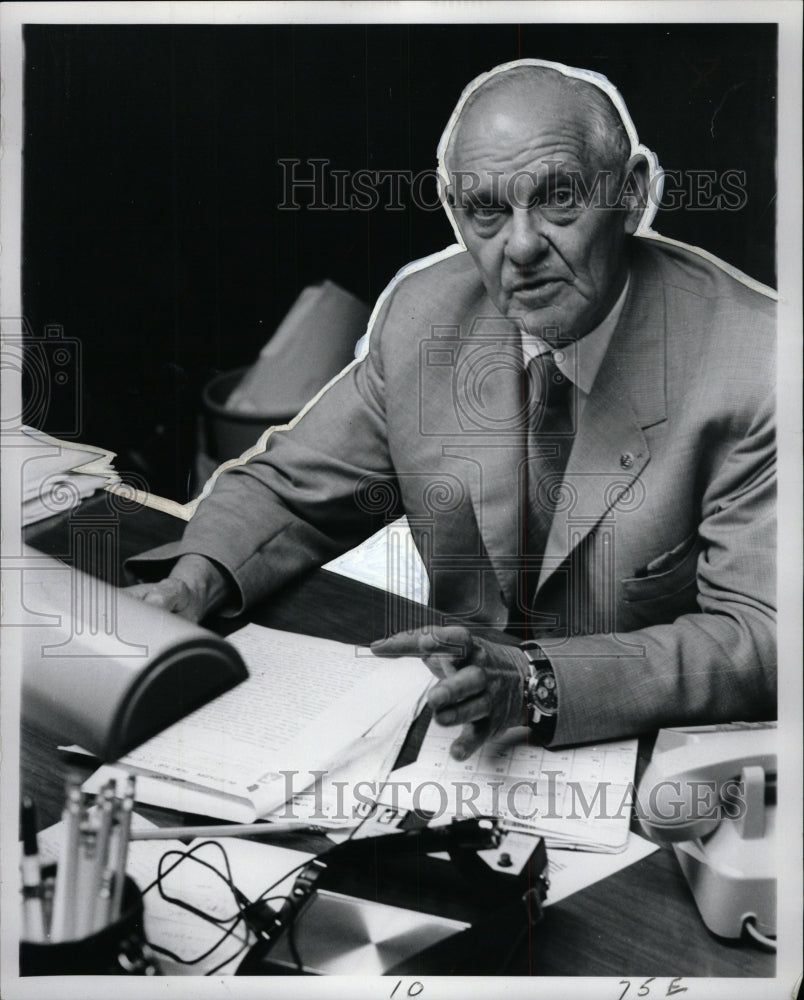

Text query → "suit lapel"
[535,242,668,596]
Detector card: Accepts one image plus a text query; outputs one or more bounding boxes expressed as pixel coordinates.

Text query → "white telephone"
[635,722,776,944]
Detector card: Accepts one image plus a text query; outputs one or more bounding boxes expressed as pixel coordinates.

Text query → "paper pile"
[84,624,433,826]
[19,426,119,526]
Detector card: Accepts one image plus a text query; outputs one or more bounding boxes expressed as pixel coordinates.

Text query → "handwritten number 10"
[390,982,424,998]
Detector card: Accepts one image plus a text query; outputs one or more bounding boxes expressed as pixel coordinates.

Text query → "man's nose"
[505,208,548,266]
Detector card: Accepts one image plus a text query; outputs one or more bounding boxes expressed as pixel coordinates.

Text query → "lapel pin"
[620,453,634,469]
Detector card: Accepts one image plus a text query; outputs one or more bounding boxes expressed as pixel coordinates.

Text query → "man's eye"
[547,188,576,208]
[470,204,505,220]
[540,187,582,224]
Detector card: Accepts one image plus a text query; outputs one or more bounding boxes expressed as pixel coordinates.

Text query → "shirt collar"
[521,274,630,395]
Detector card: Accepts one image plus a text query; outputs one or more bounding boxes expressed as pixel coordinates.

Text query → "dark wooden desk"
[22,493,775,978]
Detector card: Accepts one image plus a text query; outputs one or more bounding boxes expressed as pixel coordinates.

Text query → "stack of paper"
[85,625,433,826]
[20,426,119,525]
[271,689,425,828]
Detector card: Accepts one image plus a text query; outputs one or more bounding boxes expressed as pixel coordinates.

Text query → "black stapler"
[236,817,549,976]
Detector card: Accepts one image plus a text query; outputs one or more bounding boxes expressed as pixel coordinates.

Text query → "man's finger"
[126,581,188,614]
[431,690,491,727]
[141,589,172,608]
[370,626,473,662]
[419,655,455,681]
[369,630,423,656]
[449,722,487,762]
[426,665,486,710]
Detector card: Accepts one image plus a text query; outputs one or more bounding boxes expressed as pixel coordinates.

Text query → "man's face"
[447,85,633,343]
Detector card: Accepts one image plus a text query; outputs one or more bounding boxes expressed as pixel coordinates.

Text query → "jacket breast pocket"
[620,533,701,623]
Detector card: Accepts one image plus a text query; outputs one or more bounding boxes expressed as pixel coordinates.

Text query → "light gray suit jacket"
[130,235,776,746]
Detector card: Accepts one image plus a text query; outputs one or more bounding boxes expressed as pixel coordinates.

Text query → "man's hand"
[371,626,528,761]
[125,554,233,623]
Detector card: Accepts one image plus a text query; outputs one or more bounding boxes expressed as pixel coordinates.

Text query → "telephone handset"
[635,722,776,944]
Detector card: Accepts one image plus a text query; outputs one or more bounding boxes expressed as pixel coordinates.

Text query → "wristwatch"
[521,642,558,728]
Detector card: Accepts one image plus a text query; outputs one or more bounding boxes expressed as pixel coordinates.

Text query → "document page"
[388,722,639,852]
[118,625,431,819]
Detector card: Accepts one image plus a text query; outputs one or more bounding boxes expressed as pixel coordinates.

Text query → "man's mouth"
[507,275,566,303]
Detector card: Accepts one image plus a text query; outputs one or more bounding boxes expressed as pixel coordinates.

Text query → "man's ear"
[619,154,651,234]
[440,176,456,208]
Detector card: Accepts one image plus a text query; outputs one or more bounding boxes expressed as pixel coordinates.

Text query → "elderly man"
[128,60,776,760]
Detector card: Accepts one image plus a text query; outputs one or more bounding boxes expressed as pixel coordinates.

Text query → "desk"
[22,492,775,978]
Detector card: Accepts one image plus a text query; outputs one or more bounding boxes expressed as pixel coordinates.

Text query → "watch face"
[530,671,558,716]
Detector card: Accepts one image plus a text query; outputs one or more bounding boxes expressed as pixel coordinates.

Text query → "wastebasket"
[201,367,297,464]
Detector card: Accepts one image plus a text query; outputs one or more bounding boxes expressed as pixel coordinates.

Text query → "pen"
[129,819,319,841]
[20,796,46,943]
[49,777,83,942]
[110,775,135,921]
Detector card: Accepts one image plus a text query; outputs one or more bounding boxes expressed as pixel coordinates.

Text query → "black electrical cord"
[139,840,256,969]
[141,804,398,975]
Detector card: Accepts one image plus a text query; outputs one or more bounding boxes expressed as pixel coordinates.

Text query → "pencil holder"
[20,864,160,976]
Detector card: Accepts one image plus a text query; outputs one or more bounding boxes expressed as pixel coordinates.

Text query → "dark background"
[22,23,777,502]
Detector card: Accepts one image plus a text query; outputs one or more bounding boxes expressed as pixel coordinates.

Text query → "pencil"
[41,875,56,936]
[110,774,135,921]
[49,778,83,942]
[94,868,115,932]
[129,819,316,840]
[90,782,116,931]
[73,818,98,939]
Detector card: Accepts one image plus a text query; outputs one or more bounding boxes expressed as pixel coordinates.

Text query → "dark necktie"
[519,351,576,634]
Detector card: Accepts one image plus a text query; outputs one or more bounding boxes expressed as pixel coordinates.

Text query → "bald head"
[445,66,631,181]
[439,63,650,343]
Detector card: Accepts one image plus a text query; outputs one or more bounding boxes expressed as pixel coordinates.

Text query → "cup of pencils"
[20,777,160,976]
